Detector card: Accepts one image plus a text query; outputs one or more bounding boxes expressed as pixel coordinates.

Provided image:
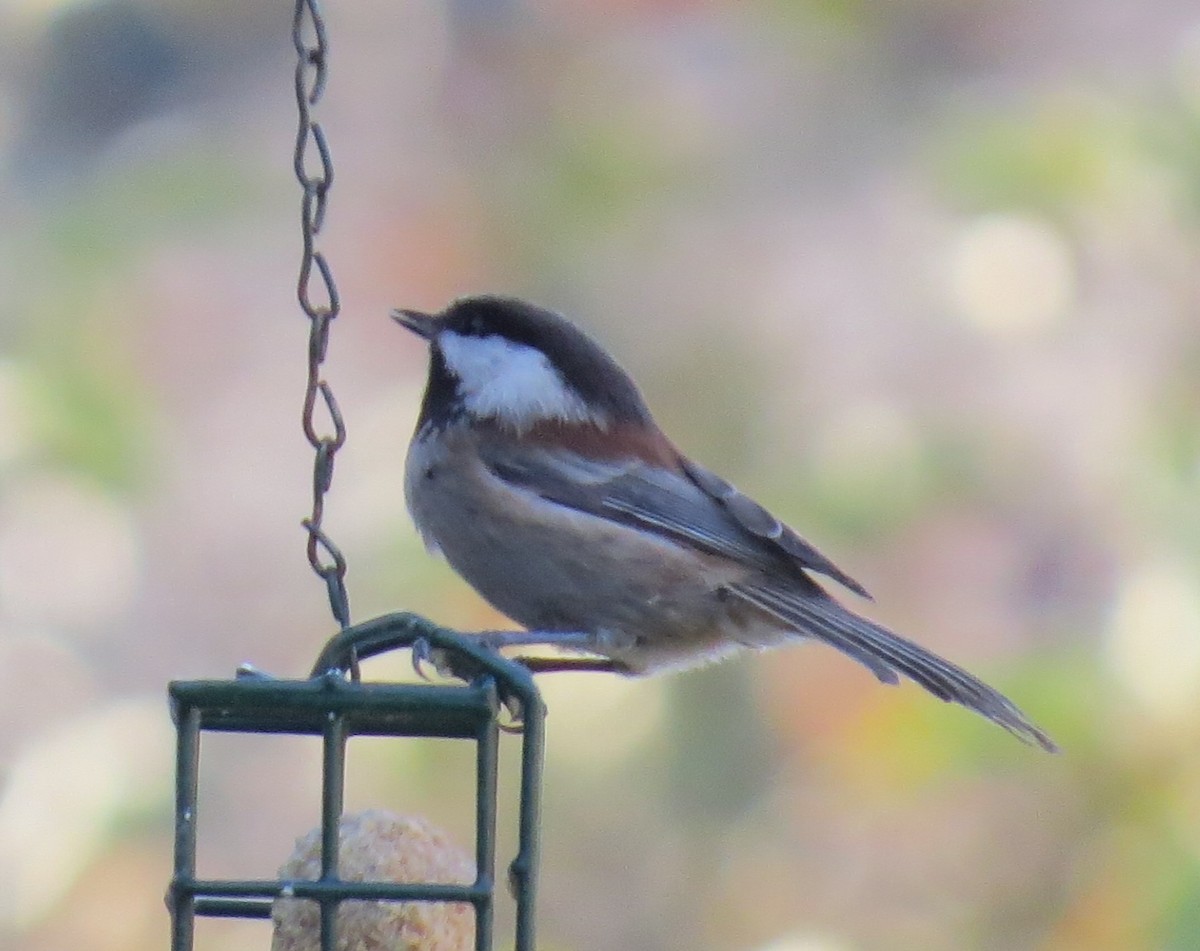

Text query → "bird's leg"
[514,656,629,674]
[411,629,600,683]
[474,629,597,651]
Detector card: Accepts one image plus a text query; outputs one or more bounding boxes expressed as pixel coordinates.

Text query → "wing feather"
[680,459,870,598]
[481,438,867,594]
[480,441,800,576]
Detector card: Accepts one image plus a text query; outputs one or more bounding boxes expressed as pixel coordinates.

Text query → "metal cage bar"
[167,613,545,951]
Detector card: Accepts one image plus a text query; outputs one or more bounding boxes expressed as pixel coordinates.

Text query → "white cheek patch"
[437,331,605,431]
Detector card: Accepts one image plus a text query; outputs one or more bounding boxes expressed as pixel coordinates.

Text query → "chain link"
[293,0,350,630]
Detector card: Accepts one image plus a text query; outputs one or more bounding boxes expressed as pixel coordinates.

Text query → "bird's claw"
[498,694,526,734]
[410,636,492,684]
[410,637,527,732]
[411,637,454,682]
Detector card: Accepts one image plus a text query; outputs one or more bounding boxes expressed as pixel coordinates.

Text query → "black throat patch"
[414,345,463,434]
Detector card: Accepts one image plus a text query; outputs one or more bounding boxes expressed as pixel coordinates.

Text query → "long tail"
[731,580,1058,752]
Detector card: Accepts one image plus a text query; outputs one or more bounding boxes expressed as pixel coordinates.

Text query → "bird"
[393,295,1057,752]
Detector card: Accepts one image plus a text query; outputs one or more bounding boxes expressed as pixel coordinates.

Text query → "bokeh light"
[1106,560,1200,725]
[0,698,172,929]
[945,213,1076,339]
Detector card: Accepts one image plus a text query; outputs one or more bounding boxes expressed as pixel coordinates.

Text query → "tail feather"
[731,581,1058,752]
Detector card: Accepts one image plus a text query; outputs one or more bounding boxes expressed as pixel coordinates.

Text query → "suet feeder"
[165,1,546,947]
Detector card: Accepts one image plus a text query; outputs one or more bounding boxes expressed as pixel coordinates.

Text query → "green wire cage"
[167,614,546,951]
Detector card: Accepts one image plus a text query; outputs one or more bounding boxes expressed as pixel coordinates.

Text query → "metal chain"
[293,0,350,630]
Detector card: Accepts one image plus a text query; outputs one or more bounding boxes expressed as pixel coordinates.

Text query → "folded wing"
[481,437,866,593]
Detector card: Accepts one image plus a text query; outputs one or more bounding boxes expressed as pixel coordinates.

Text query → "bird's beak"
[391,308,440,340]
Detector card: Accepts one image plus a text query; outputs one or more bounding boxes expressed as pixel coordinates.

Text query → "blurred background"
[1,0,1199,949]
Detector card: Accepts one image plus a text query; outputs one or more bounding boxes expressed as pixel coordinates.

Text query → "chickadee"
[394,295,1056,752]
